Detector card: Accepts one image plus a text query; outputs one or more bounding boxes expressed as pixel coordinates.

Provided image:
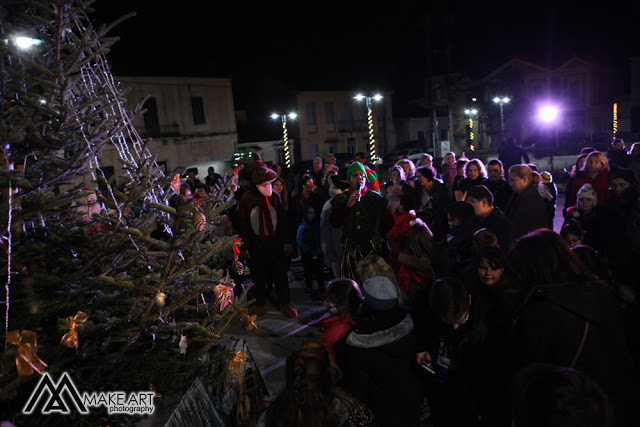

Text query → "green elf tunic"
[329,188,393,280]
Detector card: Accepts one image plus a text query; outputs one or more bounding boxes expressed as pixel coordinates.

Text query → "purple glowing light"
[538,105,559,123]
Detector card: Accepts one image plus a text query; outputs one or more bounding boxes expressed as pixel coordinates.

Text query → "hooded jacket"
[516,281,636,422]
[340,310,421,427]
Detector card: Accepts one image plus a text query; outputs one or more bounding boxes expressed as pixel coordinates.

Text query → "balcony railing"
[337,120,367,133]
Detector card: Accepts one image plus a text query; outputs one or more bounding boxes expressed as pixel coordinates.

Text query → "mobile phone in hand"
[421,362,436,375]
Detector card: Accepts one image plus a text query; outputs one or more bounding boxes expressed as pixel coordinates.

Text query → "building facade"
[100,76,238,178]
[295,91,395,162]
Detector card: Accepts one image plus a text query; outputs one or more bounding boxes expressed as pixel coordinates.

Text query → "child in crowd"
[562,183,601,250]
[451,158,469,197]
[320,278,363,363]
[297,205,325,297]
[386,195,416,274]
[560,220,584,248]
[472,228,499,251]
[397,218,434,299]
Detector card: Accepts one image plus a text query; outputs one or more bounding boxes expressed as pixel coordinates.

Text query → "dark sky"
[95,1,638,119]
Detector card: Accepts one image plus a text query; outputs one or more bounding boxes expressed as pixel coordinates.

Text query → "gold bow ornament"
[60,311,89,351]
[6,330,48,376]
[227,351,249,380]
[213,284,234,311]
[239,308,260,332]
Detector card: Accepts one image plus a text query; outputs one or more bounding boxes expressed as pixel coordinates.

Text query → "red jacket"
[321,312,355,362]
[386,211,413,273]
[397,252,433,295]
[567,168,610,209]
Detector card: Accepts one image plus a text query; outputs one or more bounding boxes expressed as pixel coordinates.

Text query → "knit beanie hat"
[361,275,399,311]
[577,183,598,205]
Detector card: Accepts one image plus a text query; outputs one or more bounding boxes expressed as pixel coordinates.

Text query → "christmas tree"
[0,1,250,424]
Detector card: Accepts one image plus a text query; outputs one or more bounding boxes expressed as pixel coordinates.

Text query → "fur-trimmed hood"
[346,314,413,348]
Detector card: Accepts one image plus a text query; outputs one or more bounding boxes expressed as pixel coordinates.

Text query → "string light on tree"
[271,112,297,169]
[354,93,384,165]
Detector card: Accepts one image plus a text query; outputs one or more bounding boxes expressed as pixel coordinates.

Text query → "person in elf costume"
[236,161,298,318]
[329,162,394,281]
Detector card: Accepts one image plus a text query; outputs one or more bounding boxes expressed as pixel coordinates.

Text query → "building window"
[143,97,161,137]
[344,102,353,131]
[309,144,319,159]
[191,96,205,124]
[306,102,316,125]
[347,137,356,154]
[325,102,334,123]
[440,128,448,141]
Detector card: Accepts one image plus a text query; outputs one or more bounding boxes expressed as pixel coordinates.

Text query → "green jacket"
[329,190,392,257]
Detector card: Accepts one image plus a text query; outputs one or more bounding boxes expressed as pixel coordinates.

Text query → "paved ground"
[224,262,326,398]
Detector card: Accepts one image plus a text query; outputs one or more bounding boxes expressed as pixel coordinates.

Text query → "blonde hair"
[509,164,541,185]
[582,151,608,173]
[356,255,405,305]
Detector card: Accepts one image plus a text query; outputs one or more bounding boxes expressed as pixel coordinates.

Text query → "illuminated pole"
[354,93,383,165]
[271,112,297,169]
[493,97,510,143]
[464,108,478,151]
[613,103,618,139]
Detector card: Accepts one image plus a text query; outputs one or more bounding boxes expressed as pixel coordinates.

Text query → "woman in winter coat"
[504,165,548,239]
[566,151,611,210]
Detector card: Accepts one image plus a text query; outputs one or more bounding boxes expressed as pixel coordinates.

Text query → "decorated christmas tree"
[0,1,252,424]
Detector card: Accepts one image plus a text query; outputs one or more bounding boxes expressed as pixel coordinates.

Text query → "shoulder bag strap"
[569,320,590,369]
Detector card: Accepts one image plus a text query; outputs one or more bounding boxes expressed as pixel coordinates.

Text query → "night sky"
[96,0,638,134]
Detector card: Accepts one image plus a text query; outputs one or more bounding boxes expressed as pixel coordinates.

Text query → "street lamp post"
[354,93,383,166]
[270,112,297,169]
[493,97,510,144]
[464,108,479,151]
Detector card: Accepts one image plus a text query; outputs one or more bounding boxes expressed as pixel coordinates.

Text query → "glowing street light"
[464,108,479,151]
[538,105,559,123]
[354,93,384,165]
[537,104,560,171]
[271,112,297,169]
[493,96,510,142]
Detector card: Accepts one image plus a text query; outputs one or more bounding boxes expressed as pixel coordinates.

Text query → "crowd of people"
[218,140,640,427]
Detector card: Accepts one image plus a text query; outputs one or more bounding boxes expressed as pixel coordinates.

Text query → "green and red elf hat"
[346,161,380,194]
[364,165,380,193]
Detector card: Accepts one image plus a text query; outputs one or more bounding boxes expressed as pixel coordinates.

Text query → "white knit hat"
[577,183,598,205]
